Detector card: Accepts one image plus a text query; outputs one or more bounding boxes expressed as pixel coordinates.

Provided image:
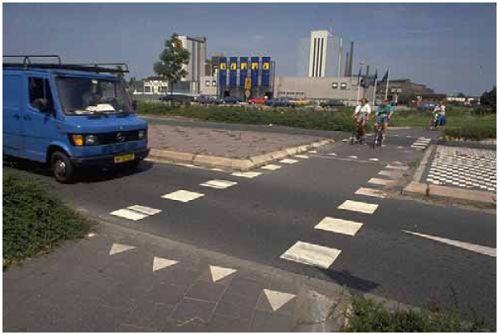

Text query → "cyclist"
[352,97,371,143]
[374,99,393,143]
[431,103,441,129]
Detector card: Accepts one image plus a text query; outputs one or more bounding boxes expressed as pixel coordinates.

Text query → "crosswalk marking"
[355,187,387,198]
[315,217,363,236]
[109,243,135,256]
[378,170,402,178]
[261,164,281,171]
[403,230,496,257]
[209,265,237,282]
[348,155,358,159]
[386,164,409,171]
[110,209,148,221]
[263,289,296,312]
[280,241,341,269]
[200,179,238,189]
[369,158,379,161]
[162,190,205,202]
[280,158,299,164]
[328,153,337,156]
[294,154,309,159]
[309,150,317,153]
[153,257,179,272]
[127,205,162,216]
[338,200,378,214]
[231,171,262,178]
[368,177,393,186]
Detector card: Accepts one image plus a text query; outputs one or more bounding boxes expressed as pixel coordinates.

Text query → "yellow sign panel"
[245,78,251,90]
[240,62,248,70]
[219,63,226,70]
[230,63,237,70]
[251,62,259,70]
[262,62,270,70]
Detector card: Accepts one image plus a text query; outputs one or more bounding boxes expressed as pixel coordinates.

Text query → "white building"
[132,77,168,95]
[178,35,207,94]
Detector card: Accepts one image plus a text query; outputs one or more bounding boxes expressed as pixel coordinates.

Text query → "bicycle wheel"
[372,129,379,150]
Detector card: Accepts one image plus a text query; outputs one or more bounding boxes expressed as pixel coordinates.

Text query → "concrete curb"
[148,138,335,171]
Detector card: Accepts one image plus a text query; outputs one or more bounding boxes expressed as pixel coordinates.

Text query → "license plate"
[114,153,135,164]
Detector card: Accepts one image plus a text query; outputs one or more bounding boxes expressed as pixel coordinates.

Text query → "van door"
[23,76,60,163]
[3,74,24,156]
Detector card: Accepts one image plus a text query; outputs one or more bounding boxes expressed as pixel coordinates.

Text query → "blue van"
[3,55,149,183]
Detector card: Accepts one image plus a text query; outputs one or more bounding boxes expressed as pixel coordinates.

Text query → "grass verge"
[138,102,496,140]
[3,170,92,268]
[345,296,491,332]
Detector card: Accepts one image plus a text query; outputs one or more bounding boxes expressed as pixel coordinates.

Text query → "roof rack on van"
[3,55,129,74]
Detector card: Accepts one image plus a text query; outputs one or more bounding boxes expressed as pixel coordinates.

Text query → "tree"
[457,92,466,98]
[153,33,190,95]
[480,86,496,111]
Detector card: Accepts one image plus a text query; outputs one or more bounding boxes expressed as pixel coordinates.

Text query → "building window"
[340,82,347,90]
[144,86,151,93]
[332,82,338,89]
[205,80,210,87]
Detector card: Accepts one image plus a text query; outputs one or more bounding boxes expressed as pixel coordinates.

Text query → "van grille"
[97,130,140,145]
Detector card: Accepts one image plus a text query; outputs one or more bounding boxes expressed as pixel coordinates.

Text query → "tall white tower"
[308,30,329,78]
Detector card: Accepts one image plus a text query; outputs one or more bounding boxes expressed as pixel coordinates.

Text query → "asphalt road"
[8,126,496,323]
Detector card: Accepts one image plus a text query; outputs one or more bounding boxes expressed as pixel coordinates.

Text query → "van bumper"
[70,148,150,167]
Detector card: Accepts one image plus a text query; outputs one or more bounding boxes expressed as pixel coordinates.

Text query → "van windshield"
[56,76,133,115]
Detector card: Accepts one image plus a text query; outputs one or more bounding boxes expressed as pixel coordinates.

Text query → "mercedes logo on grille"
[116,132,125,143]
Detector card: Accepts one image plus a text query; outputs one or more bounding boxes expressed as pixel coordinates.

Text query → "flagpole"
[384,67,391,100]
[356,65,362,103]
[372,77,378,105]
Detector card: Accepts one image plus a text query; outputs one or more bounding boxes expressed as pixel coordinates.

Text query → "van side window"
[29,77,54,111]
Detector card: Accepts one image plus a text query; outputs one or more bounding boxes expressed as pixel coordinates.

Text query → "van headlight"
[85,134,98,145]
[138,129,146,140]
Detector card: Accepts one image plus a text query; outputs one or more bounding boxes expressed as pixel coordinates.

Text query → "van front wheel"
[51,151,75,183]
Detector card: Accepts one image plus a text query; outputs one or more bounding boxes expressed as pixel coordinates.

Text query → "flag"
[379,69,389,83]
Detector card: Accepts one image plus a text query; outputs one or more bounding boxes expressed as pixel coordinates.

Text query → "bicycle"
[372,123,384,149]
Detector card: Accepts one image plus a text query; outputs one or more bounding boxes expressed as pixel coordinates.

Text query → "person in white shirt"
[352,97,371,143]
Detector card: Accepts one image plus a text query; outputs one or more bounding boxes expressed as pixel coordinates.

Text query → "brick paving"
[148,124,325,158]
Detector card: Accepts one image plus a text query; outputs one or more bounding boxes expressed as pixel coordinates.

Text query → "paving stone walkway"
[425,145,496,192]
[3,222,344,332]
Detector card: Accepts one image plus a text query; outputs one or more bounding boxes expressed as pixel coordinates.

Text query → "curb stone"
[148,138,335,171]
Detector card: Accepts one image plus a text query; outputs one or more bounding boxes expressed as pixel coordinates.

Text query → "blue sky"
[3,3,496,95]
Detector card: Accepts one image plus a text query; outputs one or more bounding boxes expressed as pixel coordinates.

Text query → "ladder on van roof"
[3,55,129,74]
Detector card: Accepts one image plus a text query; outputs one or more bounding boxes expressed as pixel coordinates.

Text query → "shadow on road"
[320,268,379,293]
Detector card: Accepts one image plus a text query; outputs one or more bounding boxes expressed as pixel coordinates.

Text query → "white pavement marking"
[209,265,237,282]
[87,232,97,238]
[231,171,262,178]
[280,158,299,164]
[263,289,296,312]
[338,200,378,214]
[355,187,387,198]
[378,170,402,178]
[315,217,363,236]
[153,257,179,272]
[109,243,135,256]
[309,150,318,153]
[386,164,409,171]
[403,230,496,257]
[127,205,162,216]
[294,154,309,159]
[200,179,238,189]
[261,164,281,171]
[162,190,205,202]
[348,155,358,159]
[328,153,337,156]
[368,177,393,186]
[369,158,379,161]
[110,209,148,221]
[397,146,404,149]
[280,241,341,269]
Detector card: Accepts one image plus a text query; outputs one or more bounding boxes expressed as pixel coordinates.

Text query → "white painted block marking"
[355,187,387,199]
[368,177,393,186]
[263,289,296,312]
[231,171,262,178]
[378,170,402,178]
[162,190,205,203]
[127,205,162,216]
[209,265,237,282]
[200,179,238,189]
[261,164,281,171]
[153,257,179,272]
[87,232,97,238]
[328,153,337,156]
[315,217,363,236]
[397,146,404,149]
[338,200,378,214]
[110,209,148,221]
[369,158,379,161]
[280,158,299,164]
[403,230,496,257]
[386,164,409,171]
[280,241,341,269]
[348,155,358,159]
[294,154,309,159]
[309,150,318,153]
[109,243,135,256]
